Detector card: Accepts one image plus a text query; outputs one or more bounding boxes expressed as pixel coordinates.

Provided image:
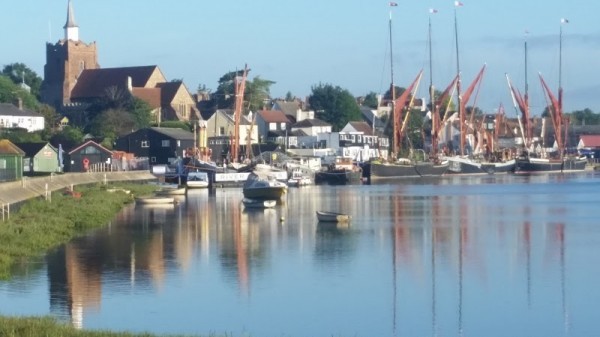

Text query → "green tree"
[0,128,43,143]
[1,63,42,99]
[285,91,295,102]
[568,108,600,125]
[213,69,275,111]
[246,76,275,111]
[0,75,38,109]
[309,83,361,131]
[362,92,379,109]
[127,97,152,129]
[49,126,84,150]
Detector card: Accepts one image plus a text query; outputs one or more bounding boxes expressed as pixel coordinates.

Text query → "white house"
[291,118,332,136]
[0,102,45,132]
[272,100,314,122]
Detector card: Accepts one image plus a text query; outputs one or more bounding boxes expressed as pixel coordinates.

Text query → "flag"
[561,18,569,24]
[454,1,464,6]
[429,8,438,14]
[389,2,398,6]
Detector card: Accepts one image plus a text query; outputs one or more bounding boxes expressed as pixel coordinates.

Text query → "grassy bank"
[0,316,215,337]
[0,183,156,279]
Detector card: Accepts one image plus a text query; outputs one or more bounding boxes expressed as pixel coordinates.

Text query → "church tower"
[40,0,99,110]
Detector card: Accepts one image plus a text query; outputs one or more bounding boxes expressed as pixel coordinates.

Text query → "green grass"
[0,316,225,337]
[0,183,157,279]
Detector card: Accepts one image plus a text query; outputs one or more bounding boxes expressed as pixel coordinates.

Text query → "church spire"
[64,0,79,41]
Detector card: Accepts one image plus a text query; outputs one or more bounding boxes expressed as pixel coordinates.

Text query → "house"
[115,127,195,165]
[14,142,60,175]
[291,118,332,137]
[359,106,386,134]
[577,135,600,159]
[339,121,383,160]
[0,139,25,182]
[272,100,314,122]
[66,140,113,172]
[256,110,291,143]
[205,109,257,143]
[69,66,200,123]
[0,102,45,132]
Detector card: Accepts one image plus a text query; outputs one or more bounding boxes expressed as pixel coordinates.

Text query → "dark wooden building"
[66,140,113,172]
[115,127,195,165]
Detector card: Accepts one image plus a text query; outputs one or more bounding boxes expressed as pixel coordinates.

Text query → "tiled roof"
[292,118,331,128]
[0,103,42,117]
[0,139,26,155]
[68,140,112,155]
[273,100,300,116]
[150,127,195,140]
[13,142,55,157]
[71,66,161,99]
[580,135,600,147]
[258,110,290,123]
[131,88,161,109]
[348,121,374,135]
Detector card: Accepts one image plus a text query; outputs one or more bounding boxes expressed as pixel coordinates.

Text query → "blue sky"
[2,0,599,114]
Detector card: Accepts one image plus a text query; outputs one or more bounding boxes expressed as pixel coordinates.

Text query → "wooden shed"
[66,140,113,172]
[14,142,60,175]
[0,139,25,182]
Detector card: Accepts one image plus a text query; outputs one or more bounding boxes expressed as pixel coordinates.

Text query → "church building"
[40,0,200,124]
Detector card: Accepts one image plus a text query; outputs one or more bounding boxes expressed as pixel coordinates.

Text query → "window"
[82,146,101,154]
[0,159,5,169]
[269,123,276,131]
[151,157,157,163]
[280,122,286,130]
[161,140,170,147]
[141,140,149,148]
[219,127,225,135]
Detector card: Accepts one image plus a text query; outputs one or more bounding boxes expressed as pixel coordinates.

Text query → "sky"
[1,0,599,115]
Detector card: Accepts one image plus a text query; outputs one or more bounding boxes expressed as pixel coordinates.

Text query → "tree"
[213,69,275,111]
[50,126,84,150]
[0,75,38,109]
[1,63,43,99]
[568,108,600,125]
[127,97,152,129]
[309,83,361,131]
[285,91,295,102]
[362,92,379,109]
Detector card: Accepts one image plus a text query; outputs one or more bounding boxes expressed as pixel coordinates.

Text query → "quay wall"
[0,171,156,206]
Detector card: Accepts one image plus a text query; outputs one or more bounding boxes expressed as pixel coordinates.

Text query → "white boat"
[243,166,288,200]
[155,187,187,195]
[316,211,351,223]
[186,171,209,189]
[135,196,176,205]
[242,198,277,209]
[287,168,312,187]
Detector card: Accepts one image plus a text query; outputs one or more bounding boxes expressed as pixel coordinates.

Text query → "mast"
[454,1,464,156]
[232,64,249,163]
[389,6,398,158]
[429,9,437,156]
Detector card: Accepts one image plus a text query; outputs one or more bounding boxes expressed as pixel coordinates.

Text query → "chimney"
[15,97,23,110]
[127,76,133,92]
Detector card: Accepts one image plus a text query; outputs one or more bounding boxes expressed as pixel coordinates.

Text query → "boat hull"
[316,211,351,223]
[370,162,420,179]
[243,187,287,200]
[445,157,487,175]
[315,170,362,185]
[480,159,516,174]
[414,161,449,177]
[514,157,587,174]
[242,198,277,209]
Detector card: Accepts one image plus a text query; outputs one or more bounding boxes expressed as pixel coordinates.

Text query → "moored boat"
[135,196,176,205]
[186,171,209,188]
[243,166,288,200]
[242,198,277,209]
[514,156,586,174]
[316,211,351,223]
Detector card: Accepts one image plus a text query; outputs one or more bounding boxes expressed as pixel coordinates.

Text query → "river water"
[1,172,600,337]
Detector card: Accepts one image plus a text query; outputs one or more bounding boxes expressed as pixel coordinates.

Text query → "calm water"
[2,173,600,337]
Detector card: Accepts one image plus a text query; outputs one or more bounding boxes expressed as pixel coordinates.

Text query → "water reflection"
[1,173,599,336]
